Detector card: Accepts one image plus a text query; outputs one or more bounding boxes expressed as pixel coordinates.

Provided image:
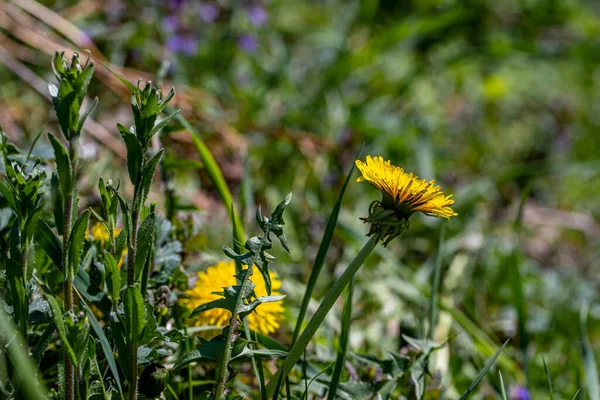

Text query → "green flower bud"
[139,363,169,399]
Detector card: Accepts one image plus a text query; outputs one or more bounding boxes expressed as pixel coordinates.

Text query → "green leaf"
[6,258,28,331]
[149,108,182,138]
[46,294,77,365]
[51,172,64,236]
[118,124,143,184]
[134,213,155,282]
[458,340,509,399]
[123,286,146,343]
[33,322,56,366]
[36,219,63,269]
[0,180,18,212]
[136,150,164,211]
[48,133,72,196]
[78,292,123,395]
[104,253,121,303]
[114,191,133,248]
[238,295,286,320]
[68,210,90,278]
[76,96,98,136]
[110,313,130,382]
[189,298,235,319]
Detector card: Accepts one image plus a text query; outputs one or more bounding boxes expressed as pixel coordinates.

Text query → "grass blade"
[543,356,554,400]
[327,278,354,400]
[176,113,245,245]
[0,300,49,400]
[76,290,124,396]
[458,340,509,400]
[428,224,446,340]
[510,187,529,374]
[292,157,357,345]
[302,363,335,400]
[580,302,600,400]
[266,235,379,397]
[499,371,507,400]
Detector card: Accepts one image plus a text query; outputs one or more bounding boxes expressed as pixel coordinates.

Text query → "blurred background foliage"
[1,0,599,397]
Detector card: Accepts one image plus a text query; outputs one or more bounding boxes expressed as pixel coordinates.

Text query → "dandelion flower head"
[181,261,284,336]
[356,155,457,220]
[87,222,126,268]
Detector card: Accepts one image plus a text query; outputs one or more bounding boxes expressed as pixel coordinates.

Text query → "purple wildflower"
[162,15,180,33]
[510,385,531,400]
[237,34,258,53]
[166,35,198,56]
[169,0,185,11]
[199,3,220,23]
[247,5,268,26]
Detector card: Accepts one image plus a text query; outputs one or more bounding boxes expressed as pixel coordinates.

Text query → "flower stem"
[63,136,78,400]
[214,266,255,400]
[63,189,74,400]
[265,235,379,397]
[128,206,140,400]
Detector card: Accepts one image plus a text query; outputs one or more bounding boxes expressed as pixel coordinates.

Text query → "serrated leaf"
[189,298,235,319]
[238,295,286,319]
[134,213,155,282]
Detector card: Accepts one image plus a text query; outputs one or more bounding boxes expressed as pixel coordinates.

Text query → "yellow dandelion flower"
[88,222,126,268]
[181,261,284,336]
[356,155,457,220]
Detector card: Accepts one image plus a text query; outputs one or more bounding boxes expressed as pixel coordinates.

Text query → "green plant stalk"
[128,201,141,400]
[19,226,28,340]
[214,265,256,400]
[266,235,379,397]
[63,137,78,400]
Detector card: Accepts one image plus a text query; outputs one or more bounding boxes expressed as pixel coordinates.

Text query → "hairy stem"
[127,197,140,400]
[63,191,74,400]
[63,137,77,400]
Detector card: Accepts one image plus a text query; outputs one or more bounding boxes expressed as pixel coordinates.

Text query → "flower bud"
[139,363,169,399]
